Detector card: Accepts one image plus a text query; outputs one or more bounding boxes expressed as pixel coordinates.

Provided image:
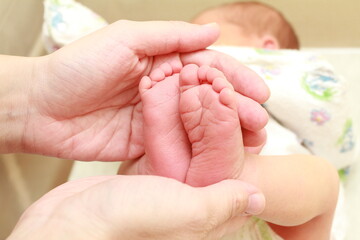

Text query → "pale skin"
[2,20,272,239]
[7,175,264,240]
[119,63,339,240]
[0,21,269,161]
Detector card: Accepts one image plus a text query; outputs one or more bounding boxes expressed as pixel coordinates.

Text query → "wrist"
[0,55,42,153]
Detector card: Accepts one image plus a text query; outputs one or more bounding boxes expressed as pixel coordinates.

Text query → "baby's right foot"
[180,64,244,187]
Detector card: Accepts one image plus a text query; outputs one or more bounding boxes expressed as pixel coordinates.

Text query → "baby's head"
[192,2,299,49]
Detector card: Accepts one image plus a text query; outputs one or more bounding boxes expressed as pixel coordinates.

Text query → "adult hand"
[11,20,268,160]
[8,175,265,240]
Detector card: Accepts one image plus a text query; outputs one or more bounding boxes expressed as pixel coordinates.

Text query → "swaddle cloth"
[212,46,357,170]
[43,0,108,53]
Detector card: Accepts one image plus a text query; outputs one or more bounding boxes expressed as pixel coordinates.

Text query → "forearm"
[241,154,339,229]
[0,55,39,153]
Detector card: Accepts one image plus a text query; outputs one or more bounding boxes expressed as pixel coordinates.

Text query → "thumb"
[113,20,220,56]
[199,180,265,223]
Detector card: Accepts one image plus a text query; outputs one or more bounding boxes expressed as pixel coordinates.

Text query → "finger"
[242,128,267,148]
[235,93,268,131]
[199,180,265,225]
[244,142,266,154]
[180,49,270,104]
[113,20,220,56]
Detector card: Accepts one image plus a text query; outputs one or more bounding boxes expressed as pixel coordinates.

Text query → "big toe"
[179,64,200,91]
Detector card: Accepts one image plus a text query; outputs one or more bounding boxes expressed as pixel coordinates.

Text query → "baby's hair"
[193,1,299,49]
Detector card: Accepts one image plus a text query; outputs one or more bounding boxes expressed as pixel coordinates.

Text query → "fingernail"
[202,22,219,29]
[245,193,265,215]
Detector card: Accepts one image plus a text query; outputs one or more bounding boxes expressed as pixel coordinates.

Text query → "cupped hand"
[23,20,268,161]
[8,175,265,240]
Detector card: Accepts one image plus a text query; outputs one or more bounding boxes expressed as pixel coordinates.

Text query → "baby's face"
[193,10,280,49]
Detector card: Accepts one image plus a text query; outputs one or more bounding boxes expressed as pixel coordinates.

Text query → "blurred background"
[1,0,359,238]
[1,0,360,57]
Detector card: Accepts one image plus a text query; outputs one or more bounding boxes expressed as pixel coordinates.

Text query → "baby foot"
[180,64,244,187]
[139,62,191,182]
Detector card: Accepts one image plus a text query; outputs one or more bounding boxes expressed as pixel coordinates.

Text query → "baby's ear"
[261,35,280,50]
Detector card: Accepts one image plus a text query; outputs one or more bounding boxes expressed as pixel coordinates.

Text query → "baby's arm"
[241,154,339,240]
